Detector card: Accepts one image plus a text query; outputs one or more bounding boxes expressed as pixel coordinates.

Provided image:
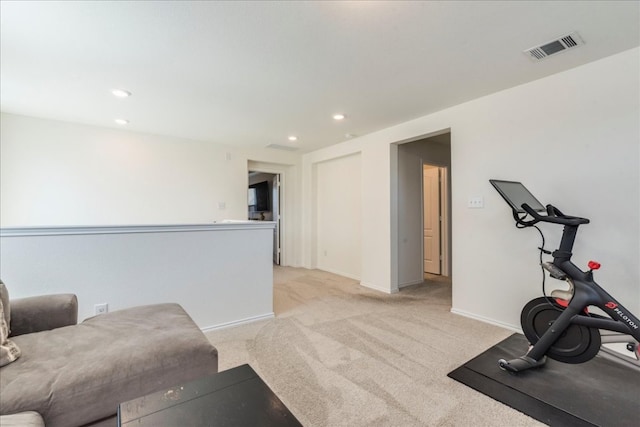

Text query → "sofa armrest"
[9,294,78,337]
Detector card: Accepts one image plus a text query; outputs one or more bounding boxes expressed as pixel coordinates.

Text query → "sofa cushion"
[0,411,45,427]
[0,303,218,427]
[0,281,9,329]
[0,298,21,367]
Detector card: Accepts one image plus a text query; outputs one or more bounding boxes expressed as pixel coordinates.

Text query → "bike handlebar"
[517,203,590,227]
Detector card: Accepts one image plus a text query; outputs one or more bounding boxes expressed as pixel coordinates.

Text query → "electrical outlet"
[94,303,108,315]
[468,196,484,208]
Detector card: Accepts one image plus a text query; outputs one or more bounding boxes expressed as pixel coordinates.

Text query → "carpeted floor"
[205,267,543,427]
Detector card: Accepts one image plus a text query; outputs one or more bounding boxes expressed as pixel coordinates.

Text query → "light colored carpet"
[205,267,543,427]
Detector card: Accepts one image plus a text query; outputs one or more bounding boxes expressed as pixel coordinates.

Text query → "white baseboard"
[450,308,522,334]
[360,281,398,294]
[200,312,275,333]
[398,278,424,289]
[319,267,400,295]
[316,266,361,281]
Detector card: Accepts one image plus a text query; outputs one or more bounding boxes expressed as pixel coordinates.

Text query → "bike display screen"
[490,180,546,213]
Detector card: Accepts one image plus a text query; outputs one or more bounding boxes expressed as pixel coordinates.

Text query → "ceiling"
[1,1,638,153]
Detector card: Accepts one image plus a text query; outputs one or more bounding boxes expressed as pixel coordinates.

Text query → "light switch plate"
[468,197,484,208]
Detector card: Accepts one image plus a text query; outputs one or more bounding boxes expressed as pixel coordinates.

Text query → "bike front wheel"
[521,297,601,364]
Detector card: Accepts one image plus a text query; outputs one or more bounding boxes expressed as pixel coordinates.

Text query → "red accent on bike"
[554,298,590,314]
[605,302,618,309]
[588,261,601,270]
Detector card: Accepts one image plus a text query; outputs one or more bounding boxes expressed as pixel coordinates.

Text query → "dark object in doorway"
[248,181,270,212]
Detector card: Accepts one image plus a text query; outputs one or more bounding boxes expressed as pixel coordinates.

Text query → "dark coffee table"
[118,364,302,426]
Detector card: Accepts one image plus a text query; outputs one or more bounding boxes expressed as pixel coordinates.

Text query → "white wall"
[0,223,275,330]
[302,47,640,329]
[315,153,362,280]
[0,113,304,266]
[396,145,423,287]
[0,115,300,332]
[450,49,639,328]
[303,140,392,293]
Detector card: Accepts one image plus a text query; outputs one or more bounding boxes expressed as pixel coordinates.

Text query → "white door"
[423,166,441,274]
[272,175,281,265]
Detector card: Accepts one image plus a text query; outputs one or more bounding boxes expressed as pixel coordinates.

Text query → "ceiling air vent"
[524,32,585,61]
[266,143,298,151]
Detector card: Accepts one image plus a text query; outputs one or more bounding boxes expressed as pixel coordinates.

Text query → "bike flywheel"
[521,297,601,364]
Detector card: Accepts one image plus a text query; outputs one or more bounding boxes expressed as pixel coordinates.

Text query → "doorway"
[396,131,451,288]
[423,164,447,276]
[248,171,281,265]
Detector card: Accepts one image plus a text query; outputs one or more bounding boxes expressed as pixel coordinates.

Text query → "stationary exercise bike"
[489,180,640,373]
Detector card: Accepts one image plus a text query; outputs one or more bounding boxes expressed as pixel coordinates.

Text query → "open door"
[423,166,441,274]
[272,174,281,265]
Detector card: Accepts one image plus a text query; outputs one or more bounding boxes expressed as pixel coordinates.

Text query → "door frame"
[247,161,287,266]
[439,166,450,276]
[421,163,449,277]
[272,174,281,265]
[422,164,443,275]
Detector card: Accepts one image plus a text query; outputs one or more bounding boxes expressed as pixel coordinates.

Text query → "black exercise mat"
[448,334,640,427]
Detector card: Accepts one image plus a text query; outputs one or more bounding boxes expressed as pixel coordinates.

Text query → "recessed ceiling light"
[288,136,298,141]
[114,119,129,125]
[333,114,346,120]
[112,89,132,98]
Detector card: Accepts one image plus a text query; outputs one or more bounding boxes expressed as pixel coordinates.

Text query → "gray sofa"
[0,290,218,427]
